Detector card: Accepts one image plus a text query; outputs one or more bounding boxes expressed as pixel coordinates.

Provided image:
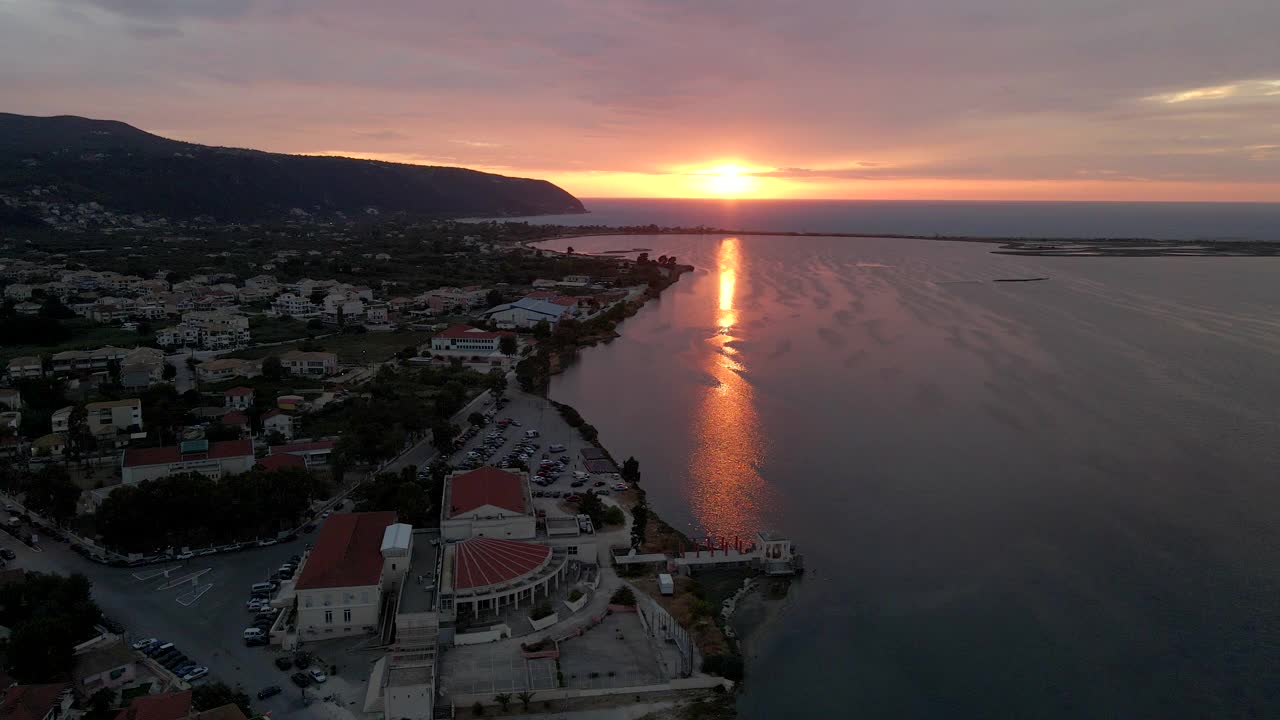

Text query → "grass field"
[228,330,432,364]
[248,315,313,345]
[1,320,154,364]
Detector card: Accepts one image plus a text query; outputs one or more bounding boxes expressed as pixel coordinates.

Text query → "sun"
[701,164,753,196]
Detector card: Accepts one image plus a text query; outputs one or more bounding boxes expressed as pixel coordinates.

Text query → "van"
[243,627,265,641]
[549,444,566,453]
[250,582,273,594]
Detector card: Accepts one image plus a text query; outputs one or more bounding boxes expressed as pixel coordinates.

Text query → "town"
[0,219,793,720]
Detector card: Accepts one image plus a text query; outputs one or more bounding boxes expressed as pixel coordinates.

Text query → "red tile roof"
[1,685,69,720]
[114,691,191,720]
[436,324,514,339]
[294,511,396,590]
[261,409,283,420]
[448,467,526,518]
[223,386,254,396]
[255,454,305,471]
[122,439,254,468]
[221,412,248,426]
[272,439,336,455]
[453,538,550,590]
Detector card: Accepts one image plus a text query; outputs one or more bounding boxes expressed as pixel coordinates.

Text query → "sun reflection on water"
[689,237,766,541]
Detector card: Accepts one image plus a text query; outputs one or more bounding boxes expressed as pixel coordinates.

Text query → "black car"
[257,686,282,700]
[274,657,294,671]
[293,652,311,669]
[290,672,311,688]
[302,523,316,534]
[245,636,268,648]
[0,549,15,561]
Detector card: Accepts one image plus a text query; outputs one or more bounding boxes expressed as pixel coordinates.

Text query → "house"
[50,406,74,433]
[120,347,166,390]
[0,684,72,720]
[84,399,143,439]
[294,512,403,643]
[271,293,320,319]
[224,386,254,410]
[193,705,247,720]
[73,640,137,695]
[482,295,577,329]
[421,286,488,314]
[6,356,43,379]
[270,439,334,467]
[51,347,129,375]
[261,410,294,440]
[196,358,261,383]
[279,351,338,377]
[220,411,250,435]
[365,302,389,325]
[120,438,256,485]
[114,691,191,720]
[32,433,67,459]
[14,302,41,316]
[441,467,535,541]
[0,411,20,431]
[0,389,20,410]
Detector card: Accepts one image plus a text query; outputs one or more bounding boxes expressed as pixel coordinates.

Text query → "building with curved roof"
[439,537,568,619]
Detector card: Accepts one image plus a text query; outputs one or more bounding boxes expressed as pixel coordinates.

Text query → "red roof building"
[255,453,306,471]
[114,691,191,720]
[223,386,253,396]
[435,324,514,340]
[452,537,551,591]
[1,685,70,720]
[270,439,335,467]
[447,467,527,517]
[294,511,397,590]
[120,439,256,485]
[220,411,248,427]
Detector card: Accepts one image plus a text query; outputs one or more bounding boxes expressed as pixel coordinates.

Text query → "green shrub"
[568,589,583,602]
[529,601,554,621]
[610,587,636,606]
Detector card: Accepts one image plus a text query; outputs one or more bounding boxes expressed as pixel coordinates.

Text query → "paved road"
[5,529,326,720]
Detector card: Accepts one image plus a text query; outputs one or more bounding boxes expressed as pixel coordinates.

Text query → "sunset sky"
[3,0,1279,201]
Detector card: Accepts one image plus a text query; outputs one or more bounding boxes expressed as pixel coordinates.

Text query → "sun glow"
[698,164,755,196]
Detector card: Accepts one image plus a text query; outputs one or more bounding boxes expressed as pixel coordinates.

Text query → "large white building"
[427,325,516,369]
[293,512,405,643]
[441,466,536,541]
[279,350,338,377]
[482,295,577,329]
[120,438,256,484]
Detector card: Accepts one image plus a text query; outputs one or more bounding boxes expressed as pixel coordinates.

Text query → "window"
[361,591,369,604]
[392,563,396,571]
[324,610,333,624]
[304,596,313,608]
[567,546,578,555]
[323,594,332,606]
[343,609,351,623]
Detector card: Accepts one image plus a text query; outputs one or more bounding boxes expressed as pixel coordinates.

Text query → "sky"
[3,0,1279,201]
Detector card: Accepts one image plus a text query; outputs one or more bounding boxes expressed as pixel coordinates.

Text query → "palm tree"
[493,693,511,711]
[516,691,535,711]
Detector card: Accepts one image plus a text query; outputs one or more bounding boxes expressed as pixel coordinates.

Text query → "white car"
[246,598,265,611]
[613,483,628,491]
[182,666,208,682]
[309,669,328,683]
[132,637,157,650]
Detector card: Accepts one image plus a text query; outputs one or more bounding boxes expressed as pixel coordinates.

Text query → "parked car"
[184,667,209,682]
[257,686,282,700]
[3,548,19,561]
[293,652,312,669]
[274,657,294,671]
[245,636,269,648]
[302,523,316,534]
[613,483,628,491]
[131,637,157,650]
[290,672,312,688]
[308,669,328,683]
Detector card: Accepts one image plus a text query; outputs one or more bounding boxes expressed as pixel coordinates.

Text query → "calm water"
[543,233,1280,719]
[496,198,1280,241]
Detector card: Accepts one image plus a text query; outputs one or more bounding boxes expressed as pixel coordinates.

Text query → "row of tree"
[96,467,329,553]
[0,571,103,682]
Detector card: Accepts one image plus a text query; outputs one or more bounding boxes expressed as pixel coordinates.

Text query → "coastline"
[528,228,1280,257]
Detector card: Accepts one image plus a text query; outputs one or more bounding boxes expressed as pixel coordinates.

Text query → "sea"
[496,197,1280,242]
[528,200,1280,719]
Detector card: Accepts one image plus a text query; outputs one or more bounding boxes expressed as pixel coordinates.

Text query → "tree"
[604,506,625,526]
[517,691,535,711]
[24,464,80,523]
[531,320,551,339]
[485,289,503,307]
[621,456,641,485]
[498,334,518,357]
[431,420,457,451]
[85,688,117,720]
[637,252,650,264]
[38,296,75,320]
[494,693,511,711]
[486,369,507,398]
[609,586,636,606]
[566,246,575,254]
[472,701,485,717]
[192,683,252,717]
[261,355,285,381]
[162,362,177,381]
[0,572,101,682]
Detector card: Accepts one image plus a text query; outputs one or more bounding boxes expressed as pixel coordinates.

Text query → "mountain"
[0,113,585,221]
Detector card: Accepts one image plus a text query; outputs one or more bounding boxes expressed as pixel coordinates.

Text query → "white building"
[273,293,321,319]
[279,350,338,377]
[84,398,143,437]
[482,295,577,329]
[441,467,536,541]
[293,512,404,643]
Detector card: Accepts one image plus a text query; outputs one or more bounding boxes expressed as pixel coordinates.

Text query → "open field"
[1,319,154,364]
[228,330,432,364]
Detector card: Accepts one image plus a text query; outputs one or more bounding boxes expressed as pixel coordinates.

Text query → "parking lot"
[5,523,364,720]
